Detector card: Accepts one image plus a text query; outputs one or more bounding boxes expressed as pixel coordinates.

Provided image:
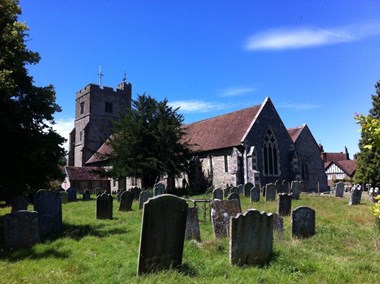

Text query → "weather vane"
[122,71,127,82]
[98,65,104,87]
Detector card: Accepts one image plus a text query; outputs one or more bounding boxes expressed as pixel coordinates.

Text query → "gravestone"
[212,188,223,200]
[228,192,241,211]
[273,213,284,234]
[224,187,232,198]
[4,211,40,249]
[34,189,62,237]
[230,209,273,266]
[117,190,126,202]
[244,182,253,198]
[153,183,165,196]
[291,181,301,200]
[139,190,153,209]
[96,193,113,219]
[11,196,28,213]
[277,193,292,216]
[119,191,134,211]
[61,191,68,204]
[369,187,379,203]
[265,183,276,202]
[210,199,241,238]
[282,180,289,194]
[231,187,239,195]
[131,187,142,200]
[185,206,201,241]
[137,194,188,275]
[349,185,362,205]
[67,187,77,202]
[335,182,344,198]
[292,206,315,238]
[238,184,244,195]
[250,185,260,202]
[94,187,105,196]
[83,189,91,201]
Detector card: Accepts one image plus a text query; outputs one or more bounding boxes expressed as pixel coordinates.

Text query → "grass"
[0,192,379,283]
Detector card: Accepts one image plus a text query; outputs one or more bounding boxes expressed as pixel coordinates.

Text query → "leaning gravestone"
[265,183,276,202]
[185,206,201,241]
[61,191,68,204]
[335,182,344,198]
[34,189,62,237]
[131,187,141,200]
[96,193,113,219]
[273,213,284,234]
[291,181,301,200]
[11,195,28,213]
[83,189,91,201]
[349,185,362,205]
[230,209,273,266]
[212,188,223,200]
[292,206,315,238]
[250,185,260,202]
[4,211,40,249]
[119,191,134,211]
[277,193,292,216]
[244,182,253,198]
[67,187,77,202]
[210,199,241,238]
[139,190,153,209]
[153,183,165,196]
[137,194,188,275]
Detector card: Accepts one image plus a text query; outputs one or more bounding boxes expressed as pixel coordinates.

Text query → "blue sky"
[20,0,380,155]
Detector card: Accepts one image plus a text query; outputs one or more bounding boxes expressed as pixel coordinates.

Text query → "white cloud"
[50,118,74,151]
[245,22,380,50]
[220,87,256,97]
[277,103,321,110]
[169,100,226,113]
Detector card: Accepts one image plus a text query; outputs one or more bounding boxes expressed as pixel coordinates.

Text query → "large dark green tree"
[355,81,380,185]
[0,0,66,196]
[106,94,191,189]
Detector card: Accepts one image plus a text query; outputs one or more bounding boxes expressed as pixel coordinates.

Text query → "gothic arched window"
[263,129,280,176]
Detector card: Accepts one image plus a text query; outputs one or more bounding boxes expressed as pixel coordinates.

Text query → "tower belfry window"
[80,102,84,114]
[105,102,113,113]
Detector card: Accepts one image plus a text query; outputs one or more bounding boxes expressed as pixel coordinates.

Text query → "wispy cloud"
[169,100,227,113]
[50,118,74,151]
[277,103,321,110]
[245,22,380,50]
[219,87,256,97]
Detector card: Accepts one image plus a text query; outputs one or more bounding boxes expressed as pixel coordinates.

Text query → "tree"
[106,94,192,189]
[355,81,380,185]
[0,0,66,197]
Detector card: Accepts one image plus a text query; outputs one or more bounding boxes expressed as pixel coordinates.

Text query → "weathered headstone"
[212,188,223,200]
[185,206,201,241]
[4,211,40,249]
[349,185,362,205]
[94,187,105,196]
[282,180,289,194]
[153,183,165,196]
[292,206,315,238]
[119,191,134,211]
[117,190,126,202]
[277,193,292,216]
[250,185,260,202]
[335,182,344,198]
[230,209,273,266]
[67,187,77,202]
[83,189,91,201]
[244,182,253,198]
[228,192,241,211]
[224,186,232,198]
[131,187,142,200]
[265,183,276,202]
[61,191,68,204]
[238,184,244,195]
[96,193,113,219]
[139,190,153,209]
[11,196,28,213]
[231,187,239,195]
[34,189,62,237]
[273,213,284,234]
[210,199,241,238]
[137,194,188,275]
[291,181,301,200]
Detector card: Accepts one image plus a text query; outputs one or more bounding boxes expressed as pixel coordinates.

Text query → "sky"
[19,0,380,156]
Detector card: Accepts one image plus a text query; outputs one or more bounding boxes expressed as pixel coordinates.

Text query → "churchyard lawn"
[0,192,379,283]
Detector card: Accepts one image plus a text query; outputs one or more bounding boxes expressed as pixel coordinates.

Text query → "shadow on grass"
[0,246,71,262]
[177,263,198,277]
[60,222,127,241]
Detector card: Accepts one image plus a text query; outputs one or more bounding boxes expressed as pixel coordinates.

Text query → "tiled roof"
[336,160,356,177]
[323,152,348,162]
[183,104,262,152]
[86,140,112,165]
[287,125,305,142]
[65,166,109,181]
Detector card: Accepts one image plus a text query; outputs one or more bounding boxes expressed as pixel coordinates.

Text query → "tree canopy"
[0,0,66,196]
[355,80,380,185]
[106,94,192,189]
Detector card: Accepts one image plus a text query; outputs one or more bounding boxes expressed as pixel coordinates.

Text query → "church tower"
[67,81,132,167]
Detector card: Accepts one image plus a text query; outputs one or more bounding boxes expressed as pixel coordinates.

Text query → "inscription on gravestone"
[137,194,188,275]
[292,206,315,238]
[210,200,241,238]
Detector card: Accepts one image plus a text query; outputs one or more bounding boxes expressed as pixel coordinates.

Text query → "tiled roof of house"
[336,160,356,177]
[183,103,262,152]
[65,166,109,181]
[287,125,305,142]
[323,152,348,162]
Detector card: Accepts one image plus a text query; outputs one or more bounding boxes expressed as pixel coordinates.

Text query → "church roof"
[65,166,108,181]
[86,139,112,165]
[287,125,305,142]
[183,103,263,152]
